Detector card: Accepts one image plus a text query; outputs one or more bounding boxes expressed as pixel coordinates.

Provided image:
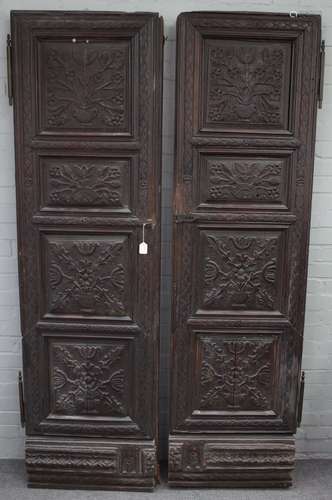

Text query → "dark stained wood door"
[169,12,321,487]
[11,11,163,490]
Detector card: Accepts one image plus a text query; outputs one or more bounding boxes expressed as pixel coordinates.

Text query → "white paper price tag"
[139,241,148,255]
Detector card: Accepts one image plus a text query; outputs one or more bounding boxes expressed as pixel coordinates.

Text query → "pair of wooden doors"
[11,10,322,490]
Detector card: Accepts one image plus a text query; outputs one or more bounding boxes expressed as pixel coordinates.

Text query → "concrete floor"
[0,460,332,500]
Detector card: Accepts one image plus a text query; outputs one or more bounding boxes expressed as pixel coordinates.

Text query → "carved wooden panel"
[40,156,133,213]
[196,228,286,313]
[12,11,163,490]
[170,12,321,487]
[49,339,130,417]
[42,233,131,319]
[202,39,292,132]
[38,39,132,135]
[196,335,277,412]
[196,152,291,210]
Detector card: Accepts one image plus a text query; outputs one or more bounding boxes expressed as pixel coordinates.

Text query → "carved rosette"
[201,232,281,311]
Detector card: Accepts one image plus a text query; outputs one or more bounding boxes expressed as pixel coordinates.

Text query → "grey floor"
[0,460,332,500]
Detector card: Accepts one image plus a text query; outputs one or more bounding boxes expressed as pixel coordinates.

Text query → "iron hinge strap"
[297,371,305,427]
[318,40,325,109]
[175,214,195,224]
[6,34,13,106]
[18,371,25,428]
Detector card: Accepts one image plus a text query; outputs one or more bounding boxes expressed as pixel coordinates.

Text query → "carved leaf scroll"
[206,43,287,127]
[42,42,128,130]
[202,232,280,311]
[199,337,274,411]
[46,236,128,317]
[51,342,127,416]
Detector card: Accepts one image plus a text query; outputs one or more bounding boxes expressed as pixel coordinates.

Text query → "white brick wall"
[0,0,331,460]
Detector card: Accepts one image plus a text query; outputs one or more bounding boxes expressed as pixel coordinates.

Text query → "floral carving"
[42,42,128,129]
[206,160,283,203]
[206,43,287,127]
[51,342,127,416]
[44,160,128,208]
[202,232,280,310]
[46,237,127,316]
[199,337,274,411]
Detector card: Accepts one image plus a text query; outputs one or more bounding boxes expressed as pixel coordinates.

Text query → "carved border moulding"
[168,436,295,488]
[25,437,157,490]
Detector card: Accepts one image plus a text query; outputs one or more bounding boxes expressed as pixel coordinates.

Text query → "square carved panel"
[37,39,132,135]
[196,228,286,313]
[195,333,279,413]
[196,152,291,210]
[49,338,131,418]
[41,232,132,319]
[39,156,133,213]
[201,39,292,132]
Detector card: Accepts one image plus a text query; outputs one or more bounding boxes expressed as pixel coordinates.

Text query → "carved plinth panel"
[49,340,130,418]
[42,233,131,318]
[40,156,132,212]
[202,39,292,131]
[168,437,295,479]
[195,335,277,412]
[38,39,131,133]
[197,229,284,312]
[197,154,290,209]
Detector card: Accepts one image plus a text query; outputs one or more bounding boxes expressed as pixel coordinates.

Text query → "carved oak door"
[169,12,321,487]
[11,11,163,490]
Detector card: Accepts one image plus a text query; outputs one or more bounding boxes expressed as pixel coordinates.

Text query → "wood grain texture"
[11,10,163,490]
[169,11,321,487]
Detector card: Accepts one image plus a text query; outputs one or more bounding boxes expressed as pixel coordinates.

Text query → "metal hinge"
[175,214,195,224]
[318,40,325,109]
[297,371,305,427]
[18,371,25,428]
[6,34,13,106]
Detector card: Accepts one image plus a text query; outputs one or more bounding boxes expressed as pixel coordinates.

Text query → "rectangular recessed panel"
[37,38,132,135]
[195,228,287,314]
[41,232,133,320]
[201,38,292,133]
[195,333,279,413]
[12,11,162,489]
[196,152,292,210]
[49,337,132,418]
[39,156,134,213]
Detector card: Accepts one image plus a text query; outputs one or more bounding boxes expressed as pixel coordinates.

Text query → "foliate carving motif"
[45,236,128,316]
[198,337,274,411]
[168,444,183,472]
[44,159,128,208]
[26,451,118,471]
[42,42,128,130]
[205,448,295,466]
[205,159,283,203]
[202,232,280,310]
[51,342,127,416]
[206,43,287,127]
[142,449,156,476]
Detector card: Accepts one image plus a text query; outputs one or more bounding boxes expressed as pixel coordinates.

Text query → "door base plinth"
[26,437,157,491]
[168,435,295,488]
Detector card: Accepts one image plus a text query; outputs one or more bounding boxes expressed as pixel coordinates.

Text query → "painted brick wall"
[0,0,331,460]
